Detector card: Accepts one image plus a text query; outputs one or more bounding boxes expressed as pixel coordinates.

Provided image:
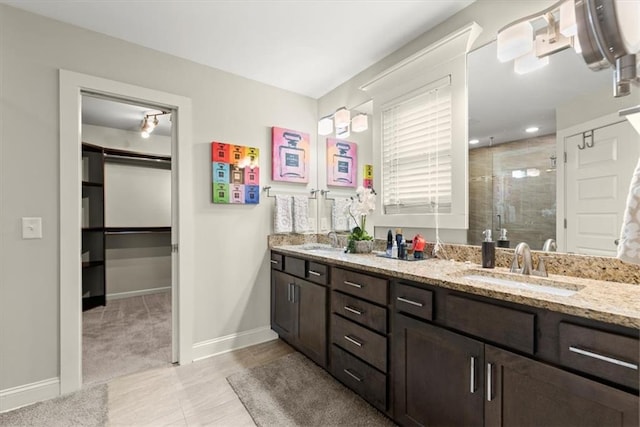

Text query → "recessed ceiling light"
[525,126,539,133]
[469,139,479,145]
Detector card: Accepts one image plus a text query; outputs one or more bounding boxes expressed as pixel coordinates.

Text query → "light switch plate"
[22,217,42,239]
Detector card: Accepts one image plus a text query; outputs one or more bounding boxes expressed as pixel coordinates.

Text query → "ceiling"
[3,0,474,99]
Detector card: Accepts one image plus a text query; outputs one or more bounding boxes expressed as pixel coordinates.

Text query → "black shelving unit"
[80,143,172,311]
[81,143,106,311]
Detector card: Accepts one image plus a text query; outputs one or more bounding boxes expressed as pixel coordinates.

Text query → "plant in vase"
[345,186,376,253]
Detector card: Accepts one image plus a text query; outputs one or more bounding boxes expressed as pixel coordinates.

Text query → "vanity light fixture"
[317,107,369,137]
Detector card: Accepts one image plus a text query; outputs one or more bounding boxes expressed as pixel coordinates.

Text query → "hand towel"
[292,196,310,233]
[617,157,640,264]
[332,198,355,232]
[273,195,293,234]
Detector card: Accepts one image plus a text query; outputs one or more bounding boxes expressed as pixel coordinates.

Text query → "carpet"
[82,292,172,385]
[227,352,395,426]
[0,384,107,427]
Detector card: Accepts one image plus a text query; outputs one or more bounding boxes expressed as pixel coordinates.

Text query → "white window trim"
[362,22,482,230]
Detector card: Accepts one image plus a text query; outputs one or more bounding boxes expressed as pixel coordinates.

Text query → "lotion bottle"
[482,229,496,269]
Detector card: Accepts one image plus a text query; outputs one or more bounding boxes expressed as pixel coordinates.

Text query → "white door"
[565,120,640,255]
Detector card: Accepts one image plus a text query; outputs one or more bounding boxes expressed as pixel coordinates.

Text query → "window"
[382,78,452,215]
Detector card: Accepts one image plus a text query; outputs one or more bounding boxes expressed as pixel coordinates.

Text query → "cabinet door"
[394,314,484,427]
[296,278,327,367]
[271,270,296,341]
[485,345,639,427]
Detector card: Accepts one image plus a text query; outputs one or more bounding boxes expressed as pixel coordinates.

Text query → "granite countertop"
[272,245,640,329]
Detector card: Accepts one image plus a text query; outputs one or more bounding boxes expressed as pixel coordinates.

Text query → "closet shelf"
[104,226,171,235]
[82,260,105,268]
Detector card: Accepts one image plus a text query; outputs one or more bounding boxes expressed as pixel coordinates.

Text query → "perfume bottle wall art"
[327,138,357,188]
[271,126,309,183]
[363,164,373,189]
[211,141,260,204]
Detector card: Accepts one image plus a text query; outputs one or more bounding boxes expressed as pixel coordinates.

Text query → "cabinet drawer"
[284,256,305,278]
[446,294,535,355]
[306,261,328,285]
[270,252,283,271]
[332,291,387,334]
[559,322,639,390]
[395,283,433,321]
[331,314,387,372]
[331,345,387,412]
[332,268,389,305]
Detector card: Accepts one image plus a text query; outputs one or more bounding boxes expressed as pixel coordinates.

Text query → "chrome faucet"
[327,231,339,248]
[511,242,548,277]
[542,238,557,252]
[511,242,533,275]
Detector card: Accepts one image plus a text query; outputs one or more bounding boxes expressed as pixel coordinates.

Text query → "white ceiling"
[3,0,474,99]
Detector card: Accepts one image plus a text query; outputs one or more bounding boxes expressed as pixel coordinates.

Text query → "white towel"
[332,198,356,232]
[617,157,640,264]
[292,196,310,233]
[274,195,293,234]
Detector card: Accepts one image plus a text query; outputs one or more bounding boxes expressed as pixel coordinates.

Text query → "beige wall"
[0,3,316,393]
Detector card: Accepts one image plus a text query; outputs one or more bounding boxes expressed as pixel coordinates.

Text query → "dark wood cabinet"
[394,313,484,427]
[485,345,639,427]
[270,257,327,367]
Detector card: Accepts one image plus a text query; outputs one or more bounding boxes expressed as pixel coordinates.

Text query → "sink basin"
[462,271,584,297]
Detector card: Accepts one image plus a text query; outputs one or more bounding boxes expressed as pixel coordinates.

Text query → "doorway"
[81,94,174,385]
[59,70,194,394]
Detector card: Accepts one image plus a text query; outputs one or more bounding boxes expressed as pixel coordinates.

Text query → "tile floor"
[106,339,294,426]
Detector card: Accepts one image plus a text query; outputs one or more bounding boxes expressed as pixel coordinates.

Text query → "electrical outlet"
[320,218,329,231]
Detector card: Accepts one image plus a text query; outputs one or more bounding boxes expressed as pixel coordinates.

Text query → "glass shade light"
[514,51,549,74]
[318,116,333,135]
[351,113,368,133]
[497,21,534,62]
[560,0,577,37]
[334,107,351,128]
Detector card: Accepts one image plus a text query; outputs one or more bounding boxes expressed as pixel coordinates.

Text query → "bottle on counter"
[399,238,407,260]
[386,229,394,257]
[391,240,398,259]
[497,228,510,248]
[482,229,496,269]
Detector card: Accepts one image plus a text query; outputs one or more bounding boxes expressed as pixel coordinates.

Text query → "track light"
[140,112,164,138]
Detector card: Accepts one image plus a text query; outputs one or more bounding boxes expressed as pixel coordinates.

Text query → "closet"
[81,142,171,310]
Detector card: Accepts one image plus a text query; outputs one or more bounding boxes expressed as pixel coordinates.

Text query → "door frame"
[59,70,194,394]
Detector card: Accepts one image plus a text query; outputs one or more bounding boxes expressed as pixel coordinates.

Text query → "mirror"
[467,40,612,252]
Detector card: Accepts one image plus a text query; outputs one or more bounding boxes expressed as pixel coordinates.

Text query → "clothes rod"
[104,153,171,164]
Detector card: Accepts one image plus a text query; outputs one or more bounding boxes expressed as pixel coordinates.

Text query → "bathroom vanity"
[270,245,639,426]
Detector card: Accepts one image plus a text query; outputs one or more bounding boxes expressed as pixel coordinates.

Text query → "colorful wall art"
[363,164,373,189]
[211,141,260,204]
[327,138,357,187]
[271,127,310,183]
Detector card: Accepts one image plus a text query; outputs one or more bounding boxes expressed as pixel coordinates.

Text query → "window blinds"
[382,80,453,214]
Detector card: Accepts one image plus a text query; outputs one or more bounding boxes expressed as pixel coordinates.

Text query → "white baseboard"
[192,326,278,362]
[107,286,171,300]
[0,377,60,413]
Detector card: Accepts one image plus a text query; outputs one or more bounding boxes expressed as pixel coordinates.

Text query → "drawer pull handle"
[470,356,476,394]
[308,270,321,276]
[486,363,493,402]
[344,280,363,288]
[344,306,363,316]
[397,296,424,307]
[569,346,638,370]
[344,335,363,347]
[343,368,363,382]
[270,260,278,264]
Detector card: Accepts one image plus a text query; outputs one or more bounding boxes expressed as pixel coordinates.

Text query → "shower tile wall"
[468,135,556,249]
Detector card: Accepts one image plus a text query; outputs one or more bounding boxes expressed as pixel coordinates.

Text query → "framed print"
[272,126,309,183]
[327,138,357,187]
[211,141,259,204]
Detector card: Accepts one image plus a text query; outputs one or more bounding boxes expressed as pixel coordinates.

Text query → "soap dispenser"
[482,229,496,269]
[497,228,510,248]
